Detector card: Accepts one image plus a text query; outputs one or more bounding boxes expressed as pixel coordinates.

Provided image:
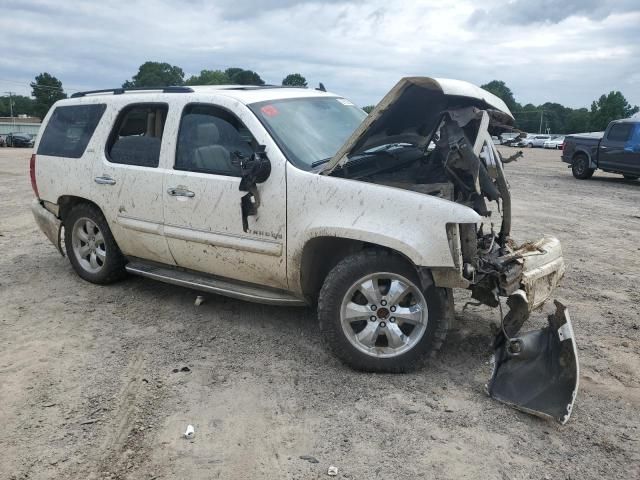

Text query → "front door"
[162,97,288,290]
[91,102,175,265]
[599,122,635,173]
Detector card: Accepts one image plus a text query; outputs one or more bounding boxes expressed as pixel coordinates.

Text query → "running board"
[125,260,307,306]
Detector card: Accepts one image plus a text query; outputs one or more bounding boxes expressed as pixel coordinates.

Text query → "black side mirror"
[239,145,271,232]
[239,145,271,188]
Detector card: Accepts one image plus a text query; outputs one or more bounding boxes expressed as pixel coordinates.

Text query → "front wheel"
[318,250,447,373]
[571,155,594,179]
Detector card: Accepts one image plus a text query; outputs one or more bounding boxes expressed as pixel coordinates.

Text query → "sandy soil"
[0,146,638,480]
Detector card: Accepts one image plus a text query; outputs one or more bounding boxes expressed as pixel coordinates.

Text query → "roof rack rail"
[71,86,194,98]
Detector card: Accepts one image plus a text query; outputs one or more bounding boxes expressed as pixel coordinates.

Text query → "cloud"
[0,0,638,109]
[468,0,640,26]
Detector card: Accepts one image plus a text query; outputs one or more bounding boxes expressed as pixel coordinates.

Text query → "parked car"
[543,136,564,149]
[523,134,551,148]
[6,132,35,148]
[562,119,640,179]
[30,79,577,422]
[0,135,5,147]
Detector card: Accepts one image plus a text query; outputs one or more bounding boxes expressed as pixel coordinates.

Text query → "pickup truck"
[562,119,640,179]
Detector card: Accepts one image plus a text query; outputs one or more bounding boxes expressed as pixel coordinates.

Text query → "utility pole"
[538,109,544,134]
[4,91,15,130]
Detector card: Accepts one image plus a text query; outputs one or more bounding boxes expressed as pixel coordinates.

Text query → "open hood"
[321,77,514,174]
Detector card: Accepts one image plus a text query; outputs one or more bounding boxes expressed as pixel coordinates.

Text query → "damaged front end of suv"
[322,77,579,424]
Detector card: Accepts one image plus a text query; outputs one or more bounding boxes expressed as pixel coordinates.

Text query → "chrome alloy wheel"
[71,217,106,274]
[340,272,428,358]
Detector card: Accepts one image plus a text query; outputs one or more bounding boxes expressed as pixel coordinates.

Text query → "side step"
[125,260,307,306]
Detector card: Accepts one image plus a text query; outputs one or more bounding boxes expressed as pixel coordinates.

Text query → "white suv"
[30,77,578,421]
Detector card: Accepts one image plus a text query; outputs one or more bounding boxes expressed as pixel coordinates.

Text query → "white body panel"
[285,164,480,294]
[161,94,288,289]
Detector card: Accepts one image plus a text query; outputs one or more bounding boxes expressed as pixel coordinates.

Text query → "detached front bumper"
[487,236,579,424]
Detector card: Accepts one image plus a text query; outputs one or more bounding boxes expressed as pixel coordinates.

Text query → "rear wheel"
[64,203,127,284]
[571,154,594,179]
[318,250,447,372]
[623,175,638,180]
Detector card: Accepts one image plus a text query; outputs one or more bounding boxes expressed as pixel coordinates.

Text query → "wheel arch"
[298,235,419,304]
[57,195,103,222]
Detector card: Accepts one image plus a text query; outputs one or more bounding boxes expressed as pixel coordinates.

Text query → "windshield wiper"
[311,157,332,168]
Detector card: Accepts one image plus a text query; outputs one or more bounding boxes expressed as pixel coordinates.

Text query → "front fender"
[286,165,481,292]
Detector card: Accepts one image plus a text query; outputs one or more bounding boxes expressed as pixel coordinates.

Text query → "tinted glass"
[107,104,168,167]
[607,123,633,142]
[249,97,367,170]
[175,104,256,176]
[37,104,106,158]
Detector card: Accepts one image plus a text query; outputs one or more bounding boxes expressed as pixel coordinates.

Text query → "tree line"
[1,64,637,135]
[0,62,308,120]
[480,80,638,133]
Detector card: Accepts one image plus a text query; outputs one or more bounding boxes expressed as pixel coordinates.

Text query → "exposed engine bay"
[328,98,578,424]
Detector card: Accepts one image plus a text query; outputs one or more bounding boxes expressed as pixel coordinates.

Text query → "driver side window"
[175,104,256,176]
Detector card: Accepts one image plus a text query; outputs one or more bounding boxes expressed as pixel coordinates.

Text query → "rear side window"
[37,104,106,158]
[107,104,168,167]
[607,123,633,142]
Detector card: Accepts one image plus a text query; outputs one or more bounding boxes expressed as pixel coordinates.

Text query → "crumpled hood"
[321,76,514,174]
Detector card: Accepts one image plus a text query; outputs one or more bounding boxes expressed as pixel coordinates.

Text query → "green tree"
[185,69,230,85]
[565,108,590,133]
[589,91,639,131]
[0,95,36,117]
[122,61,185,88]
[362,105,375,114]
[226,68,265,85]
[30,73,66,119]
[480,80,519,112]
[512,103,540,133]
[281,73,307,87]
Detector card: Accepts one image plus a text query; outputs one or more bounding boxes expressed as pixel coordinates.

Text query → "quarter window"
[37,104,106,158]
[607,123,633,142]
[175,104,256,176]
[107,104,168,167]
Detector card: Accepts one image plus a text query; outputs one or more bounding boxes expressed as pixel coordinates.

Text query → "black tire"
[528,143,533,148]
[318,249,448,373]
[623,175,639,181]
[571,154,595,179]
[63,203,127,284]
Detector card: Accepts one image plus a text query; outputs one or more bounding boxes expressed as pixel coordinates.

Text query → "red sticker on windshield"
[261,105,279,117]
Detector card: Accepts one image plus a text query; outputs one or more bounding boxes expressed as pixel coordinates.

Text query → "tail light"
[30,154,39,198]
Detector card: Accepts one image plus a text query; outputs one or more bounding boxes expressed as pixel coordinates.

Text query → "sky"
[1,0,639,109]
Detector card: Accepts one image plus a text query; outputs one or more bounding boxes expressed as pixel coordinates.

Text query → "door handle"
[167,187,195,198]
[94,175,116,185]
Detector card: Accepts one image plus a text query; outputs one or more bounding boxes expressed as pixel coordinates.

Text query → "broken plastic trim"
[488,300,579,424]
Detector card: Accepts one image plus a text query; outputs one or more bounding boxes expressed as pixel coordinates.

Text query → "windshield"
[249,97,367,170]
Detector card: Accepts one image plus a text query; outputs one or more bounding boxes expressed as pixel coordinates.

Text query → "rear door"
[91,102,175,265]
[162,96,288,289]
[599,122,635,172]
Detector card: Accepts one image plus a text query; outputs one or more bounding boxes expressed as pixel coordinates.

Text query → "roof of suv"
[67,85,339,106]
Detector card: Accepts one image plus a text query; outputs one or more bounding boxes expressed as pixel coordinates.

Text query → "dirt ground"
[1,146,638,480]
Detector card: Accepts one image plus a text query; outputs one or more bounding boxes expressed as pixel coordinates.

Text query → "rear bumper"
[31,199,63,255]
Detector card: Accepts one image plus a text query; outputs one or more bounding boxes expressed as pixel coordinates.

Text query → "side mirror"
[239,145,271,232]
[240,145,271,187]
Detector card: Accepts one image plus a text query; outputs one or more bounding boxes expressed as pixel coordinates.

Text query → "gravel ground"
[0,146,638,480]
